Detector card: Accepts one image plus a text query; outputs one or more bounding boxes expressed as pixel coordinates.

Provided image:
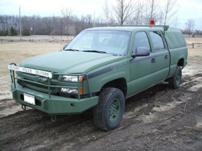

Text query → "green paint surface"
[10,26,188,114]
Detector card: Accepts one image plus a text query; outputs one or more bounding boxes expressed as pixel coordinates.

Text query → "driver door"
[128,31,154,96]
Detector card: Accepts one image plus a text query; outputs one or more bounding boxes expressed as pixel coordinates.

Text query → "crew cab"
[8,25,188,131]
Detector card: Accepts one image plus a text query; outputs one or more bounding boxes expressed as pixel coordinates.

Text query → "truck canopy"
[165,28,186,49]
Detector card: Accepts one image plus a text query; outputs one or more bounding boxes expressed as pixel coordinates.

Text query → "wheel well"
[177,58,184,67]
[101,78,127,96]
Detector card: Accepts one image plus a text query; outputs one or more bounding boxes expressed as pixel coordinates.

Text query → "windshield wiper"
[64,48,80,52]
[82,50,107,54]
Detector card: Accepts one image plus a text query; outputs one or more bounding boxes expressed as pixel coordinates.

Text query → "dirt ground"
[0,38,202,151]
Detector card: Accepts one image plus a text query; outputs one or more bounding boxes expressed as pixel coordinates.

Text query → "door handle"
[164,54,168,59]
[151,58,155,63]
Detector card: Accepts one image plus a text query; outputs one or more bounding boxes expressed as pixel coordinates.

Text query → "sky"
[0,0,202,29]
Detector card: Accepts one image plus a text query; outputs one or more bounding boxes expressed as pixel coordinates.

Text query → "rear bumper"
[12,84,98,114]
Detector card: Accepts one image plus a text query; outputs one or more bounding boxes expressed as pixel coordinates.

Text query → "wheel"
[169,66,182,89]
[93,87,125,131]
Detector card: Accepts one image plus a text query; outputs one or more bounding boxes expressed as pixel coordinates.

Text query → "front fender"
[88,71,128,93]
[87,59,130,94]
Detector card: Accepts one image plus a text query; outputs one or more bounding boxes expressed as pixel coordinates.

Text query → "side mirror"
[132,47,150,58]
[63,44,68,50]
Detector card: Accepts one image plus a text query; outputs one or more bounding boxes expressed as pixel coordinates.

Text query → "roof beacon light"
[150,19,155,27]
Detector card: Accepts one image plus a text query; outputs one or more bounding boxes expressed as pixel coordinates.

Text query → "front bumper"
[8,64,98,114]
[12,84,98,114]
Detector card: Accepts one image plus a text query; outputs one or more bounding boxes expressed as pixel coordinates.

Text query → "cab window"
[133,32,150,52]
[149,31,165,51]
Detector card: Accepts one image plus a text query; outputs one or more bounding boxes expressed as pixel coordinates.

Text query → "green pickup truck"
[8,26,187,130]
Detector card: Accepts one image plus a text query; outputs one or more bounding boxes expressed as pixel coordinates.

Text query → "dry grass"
[0,41,65,75]
[0,41,65,94]
[186,37,202,44]
[189,47,202,57]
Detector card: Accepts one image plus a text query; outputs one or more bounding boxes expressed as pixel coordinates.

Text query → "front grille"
[17,72,59,94]
[18,79,50,93]
[17,73,79,98]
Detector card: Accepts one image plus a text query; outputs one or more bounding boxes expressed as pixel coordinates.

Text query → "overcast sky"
[0,0,202,29]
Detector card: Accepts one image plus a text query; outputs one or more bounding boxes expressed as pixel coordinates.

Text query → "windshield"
[64,30,131,56]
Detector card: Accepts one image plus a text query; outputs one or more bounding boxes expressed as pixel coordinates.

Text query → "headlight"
[61,88,78,94]
[62,75,78,82]
[62,75,84,82]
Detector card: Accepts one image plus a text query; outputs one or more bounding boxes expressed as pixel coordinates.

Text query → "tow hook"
[51,115,57,122]
[21,105,27,111]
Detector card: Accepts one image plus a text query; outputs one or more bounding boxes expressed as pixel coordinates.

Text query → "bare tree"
[146,0,159,23]
[103,0,110,22]
[163,0,177,25]
[185,19,195,35]
[114,0,135,25]
[150,0,155,19]
[103,0,115,25]
[61,9,72,35]
[61,9,72,19]
[128,1,146,25]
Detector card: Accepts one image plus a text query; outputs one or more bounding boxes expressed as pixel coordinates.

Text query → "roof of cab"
[86,26,167,32]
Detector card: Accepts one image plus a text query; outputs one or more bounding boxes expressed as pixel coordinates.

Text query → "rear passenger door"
[148,31,170,84]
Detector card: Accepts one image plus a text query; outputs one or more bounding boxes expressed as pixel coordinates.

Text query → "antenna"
[19,6,22,39]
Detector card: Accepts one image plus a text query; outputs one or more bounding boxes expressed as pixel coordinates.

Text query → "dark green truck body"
[8,26,188,115]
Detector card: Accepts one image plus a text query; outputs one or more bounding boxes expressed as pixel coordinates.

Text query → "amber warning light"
[150,19,155,27]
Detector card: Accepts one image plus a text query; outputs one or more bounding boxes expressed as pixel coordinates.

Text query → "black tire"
[93,87,125,131]
[169,66,182,89]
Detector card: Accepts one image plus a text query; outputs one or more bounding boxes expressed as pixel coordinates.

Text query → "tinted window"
[150,31,165,50]
[134,32,150,51]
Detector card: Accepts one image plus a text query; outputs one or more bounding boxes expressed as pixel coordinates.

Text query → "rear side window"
[149,31,165,50]
[134,32,150,51]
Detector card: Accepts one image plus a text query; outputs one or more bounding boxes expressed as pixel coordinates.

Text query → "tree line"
[0,15,105,36]
[0,0,200,36]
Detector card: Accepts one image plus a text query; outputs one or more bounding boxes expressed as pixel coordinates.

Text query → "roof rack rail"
[155,25,169,31]
[112,25,170,31]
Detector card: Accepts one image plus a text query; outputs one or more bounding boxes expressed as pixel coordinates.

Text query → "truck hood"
[20,51,123,74]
